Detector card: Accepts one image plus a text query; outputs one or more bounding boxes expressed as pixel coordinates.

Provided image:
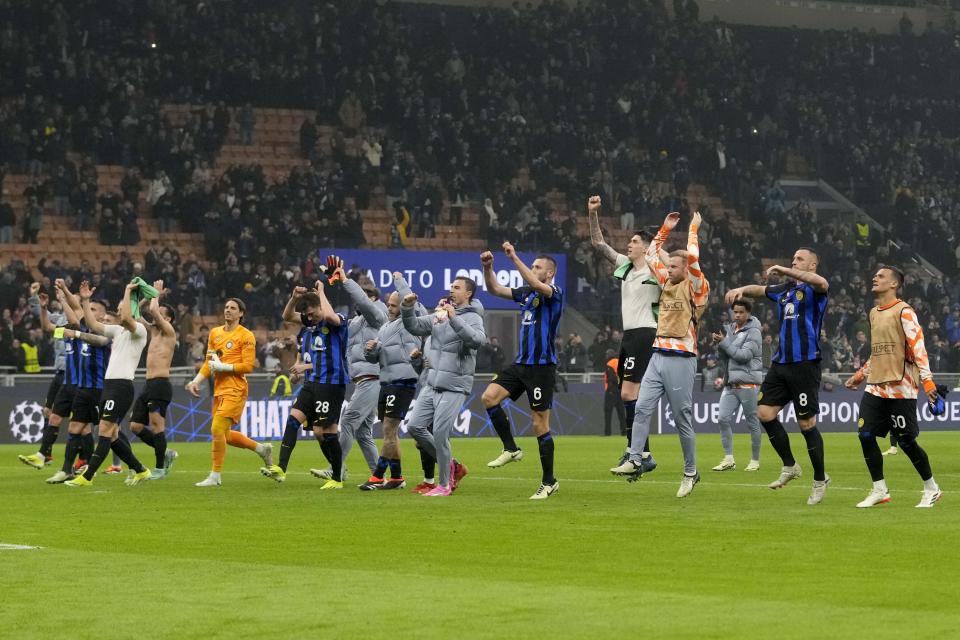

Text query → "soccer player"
[725,247,830,505]
[186,298,273,487]
[711,299,763,472]
[360,272,425,490]
[45,279,109,483]
[588,195,660,473]
[260,282,348,490]
[18,283,68,469]
[128,280,179,479]
[480,242,563,500]
[844,266,942,508]
[401,277,486,497]
[610,211,709,498]
[66,282,152,486]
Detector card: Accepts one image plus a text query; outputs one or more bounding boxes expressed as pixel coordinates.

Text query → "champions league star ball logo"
[9,401,45,444]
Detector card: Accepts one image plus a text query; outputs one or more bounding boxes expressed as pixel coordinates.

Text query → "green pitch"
[2,433,958,639]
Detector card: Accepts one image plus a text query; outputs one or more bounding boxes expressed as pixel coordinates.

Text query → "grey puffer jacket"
[29,295,67,371]
[717,316,763,385]
[401,297,486,394]
[365,316,423,383]
[343,278,387,378]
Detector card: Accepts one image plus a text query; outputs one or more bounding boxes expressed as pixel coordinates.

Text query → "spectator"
[564,333,588,373]
[0,197,15,243]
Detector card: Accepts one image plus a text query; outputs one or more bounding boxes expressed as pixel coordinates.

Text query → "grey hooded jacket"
[401,296,486,394]
[717,316,763,385]
[365,316,423,383]
[29,294,67,371]
[343,278,388,378]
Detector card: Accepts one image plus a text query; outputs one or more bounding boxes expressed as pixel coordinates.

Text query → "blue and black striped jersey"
[765,281,829,364]
[512,284,563,366]
[300,315,350,385]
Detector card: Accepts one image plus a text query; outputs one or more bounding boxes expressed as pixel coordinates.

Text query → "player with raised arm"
[360,272,425,490]
[844,266,944,508]
[260,281,349,489]
[725,247,830,505]
[66,282,151,486]
[45,279,109,483]
[128,280,179,479]
[186,298,273,487]
[588,195,660,473]
[480,242,563,499]
[401,277,486,497]
[18,283,69,469]
[610,211,710,498]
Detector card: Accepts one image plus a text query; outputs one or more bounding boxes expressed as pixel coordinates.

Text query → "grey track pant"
[338,377,380,475]
[628,352,698,475]
[718,386,762,461]
[405,386,465,487]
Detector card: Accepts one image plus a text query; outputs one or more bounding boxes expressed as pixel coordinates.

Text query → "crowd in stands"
[1,0,960,375]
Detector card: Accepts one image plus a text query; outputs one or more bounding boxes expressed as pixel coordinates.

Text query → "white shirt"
[615,254,661,330]
[102,323,148,381]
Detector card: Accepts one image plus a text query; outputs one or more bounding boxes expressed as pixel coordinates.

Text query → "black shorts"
[858,393,919,439]
[130,378,174,425]
[44,370,64,409]
[758,361,821,419]
[293,382,346,427]
[492,363,556,411]
[378,381,417,420]
[618,328,656,383]
[99,379,135,425]
[51,383,77,419]
[70,386,102,425]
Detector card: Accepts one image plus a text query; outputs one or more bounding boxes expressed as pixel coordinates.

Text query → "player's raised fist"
[153,279,167,296]
[587,195,601,214]
[402,293,418,306]
[292,285,307,298]
[392,271,403,280]
[691,210,702,227]
[502,241,516,258]
[29,282,41,295]
[365,339,379,351]
[480,251,494,267]
[664,212,681,230]
[409,348,422,360]
[78,281,95,299]
[38,292,49,305]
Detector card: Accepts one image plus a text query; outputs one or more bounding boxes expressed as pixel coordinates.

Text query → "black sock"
[373,456,389,478]
[419,445,436,480]
[136,427,156,447]
[487,405,518,451]
[154,431,167,469]
[279,416,300,472]
[388,458,402,478]
[761,419,796,467]
[83,437,113,479]
[898,437,933,481]
[323,434,343,482]
[623,399,636,448]
[890,432,899,448]
[62,433,82,473]
[858,432,885,482]
[109,435,146,474]
[801,427,826,482]
[81,432,94,462]
[39,422,60,457]
[538,431,556,485]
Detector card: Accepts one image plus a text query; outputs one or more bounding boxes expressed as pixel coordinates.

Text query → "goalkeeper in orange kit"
[186,298,274,486]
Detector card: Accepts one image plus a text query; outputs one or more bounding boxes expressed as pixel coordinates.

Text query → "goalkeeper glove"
[209,353,235,373]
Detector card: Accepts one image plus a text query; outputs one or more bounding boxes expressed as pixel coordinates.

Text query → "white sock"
[255,443,266,454]
[210,471,221,481]
[923,478,939,492]
[724,455,734,462]
[873,479,888,493]
[424,478,435,484]
[641,452,651,459]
